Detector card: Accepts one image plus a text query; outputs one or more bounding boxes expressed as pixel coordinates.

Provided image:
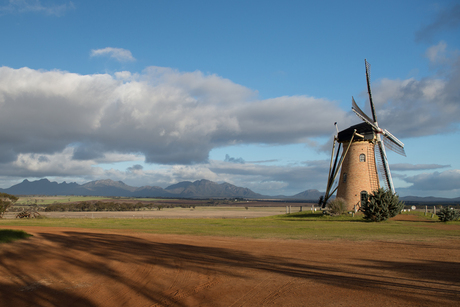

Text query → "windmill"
[321,59,406,211]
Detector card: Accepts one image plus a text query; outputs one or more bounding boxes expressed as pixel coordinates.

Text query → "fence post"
[300,206,303,212]
[286,206,288,214]
[425,206,427,216]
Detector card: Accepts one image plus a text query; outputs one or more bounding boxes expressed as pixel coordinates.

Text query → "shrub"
[0,193,19,218]
[360,188,404,222]
[437,207,460,222]
[326,197,348,216]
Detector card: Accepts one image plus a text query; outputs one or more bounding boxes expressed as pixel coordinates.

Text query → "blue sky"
[0,0,459,197]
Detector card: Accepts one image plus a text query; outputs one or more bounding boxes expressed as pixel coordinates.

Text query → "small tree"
[360,188,404,222]
[437,207,460,222]
[326,197,348,216]
[0,193,19,218]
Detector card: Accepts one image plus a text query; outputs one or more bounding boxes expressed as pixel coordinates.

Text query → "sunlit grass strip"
[16,196,113,205]
[0,229,32,243]
[1,213,459,241]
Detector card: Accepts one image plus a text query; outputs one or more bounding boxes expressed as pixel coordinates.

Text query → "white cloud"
[402,169,460,192]
[90,47,136,62]
[0,65,349,167]
[426,41,447,63]
[0,146,143,178]
[364,44,460,138]
[0,0,75,16]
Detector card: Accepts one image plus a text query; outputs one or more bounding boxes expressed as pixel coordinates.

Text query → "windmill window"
[359,154,366,162]
[343,173,347,183]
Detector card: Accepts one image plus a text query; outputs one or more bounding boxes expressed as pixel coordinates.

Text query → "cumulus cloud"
[402,169,460,192]
[426,41,448,63]
[224,154,245,164]
[126,164,143,174]
[0,65,349,167]
[362,44,460,138]
[90,47,136,62]
[0,0,75,16]
[0,147,143,178]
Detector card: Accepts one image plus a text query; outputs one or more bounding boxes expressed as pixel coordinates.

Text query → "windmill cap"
[338,122,375,142]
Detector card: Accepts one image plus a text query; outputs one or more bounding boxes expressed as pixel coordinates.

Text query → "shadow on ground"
[0,230,459,306]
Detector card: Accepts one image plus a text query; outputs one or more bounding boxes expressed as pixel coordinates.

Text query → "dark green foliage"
[326,197,348,216]
[0,229,32,243]
[436,207,460,222]
[0,193,19,218]
[360,188,404,222]
[44,201,173,212]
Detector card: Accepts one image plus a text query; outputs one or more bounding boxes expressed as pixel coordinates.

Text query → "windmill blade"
[376,138,395,193]
[352,108,381,132]
[352,97,374,124]
[382,129,406,157]
[383,137,406,157]
[374,144,389,191]
[365,59,378,123]
[382,129,405,148]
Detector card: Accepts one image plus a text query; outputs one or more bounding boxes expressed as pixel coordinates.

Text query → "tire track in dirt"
[230,277,306,307]
[261,279,297,305]
[229,276,274,307]
[151,261,221,307]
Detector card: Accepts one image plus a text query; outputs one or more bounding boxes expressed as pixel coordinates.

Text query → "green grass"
[1,212,459,241]
[16,195,112,205]
[0,229,32,243]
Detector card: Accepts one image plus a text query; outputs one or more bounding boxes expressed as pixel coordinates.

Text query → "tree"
[437,207,460,222]
[360,188,404,222]
[0,193,19,218]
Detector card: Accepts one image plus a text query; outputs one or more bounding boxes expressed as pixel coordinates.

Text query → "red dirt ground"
[0,226,459,307]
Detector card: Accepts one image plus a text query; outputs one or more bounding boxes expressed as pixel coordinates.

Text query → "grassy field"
[16,195,113,205]
[1,211,459,241]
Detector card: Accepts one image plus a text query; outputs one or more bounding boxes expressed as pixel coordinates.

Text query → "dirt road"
[0,226,459,306]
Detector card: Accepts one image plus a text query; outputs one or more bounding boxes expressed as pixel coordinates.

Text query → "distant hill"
[2,179,83,196]
[0,178,264,199]
[1,178,458,201]
[289,189,323,201]
[165,179,264,198]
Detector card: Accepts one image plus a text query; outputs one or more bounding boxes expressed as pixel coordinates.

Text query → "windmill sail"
[382,129,406,156]
[383,135,406,157]
[376,138,394,192]
[365,59,378,123]
[352,97,374,124]
[352,59,404,194]
[374,144,389,191]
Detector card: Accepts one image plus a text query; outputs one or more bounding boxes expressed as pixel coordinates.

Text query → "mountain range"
[0,178,323,200]
[0,178,458,202]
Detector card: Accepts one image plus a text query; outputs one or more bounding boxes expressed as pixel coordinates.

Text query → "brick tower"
[335,123,380,211]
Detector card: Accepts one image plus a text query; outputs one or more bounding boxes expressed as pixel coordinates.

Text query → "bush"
[437,207,460,222]
[326,198,348,216]
[360,188,404,222]
[0,193,18,218]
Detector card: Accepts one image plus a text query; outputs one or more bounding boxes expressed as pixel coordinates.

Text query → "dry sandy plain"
[0,211,459,307]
